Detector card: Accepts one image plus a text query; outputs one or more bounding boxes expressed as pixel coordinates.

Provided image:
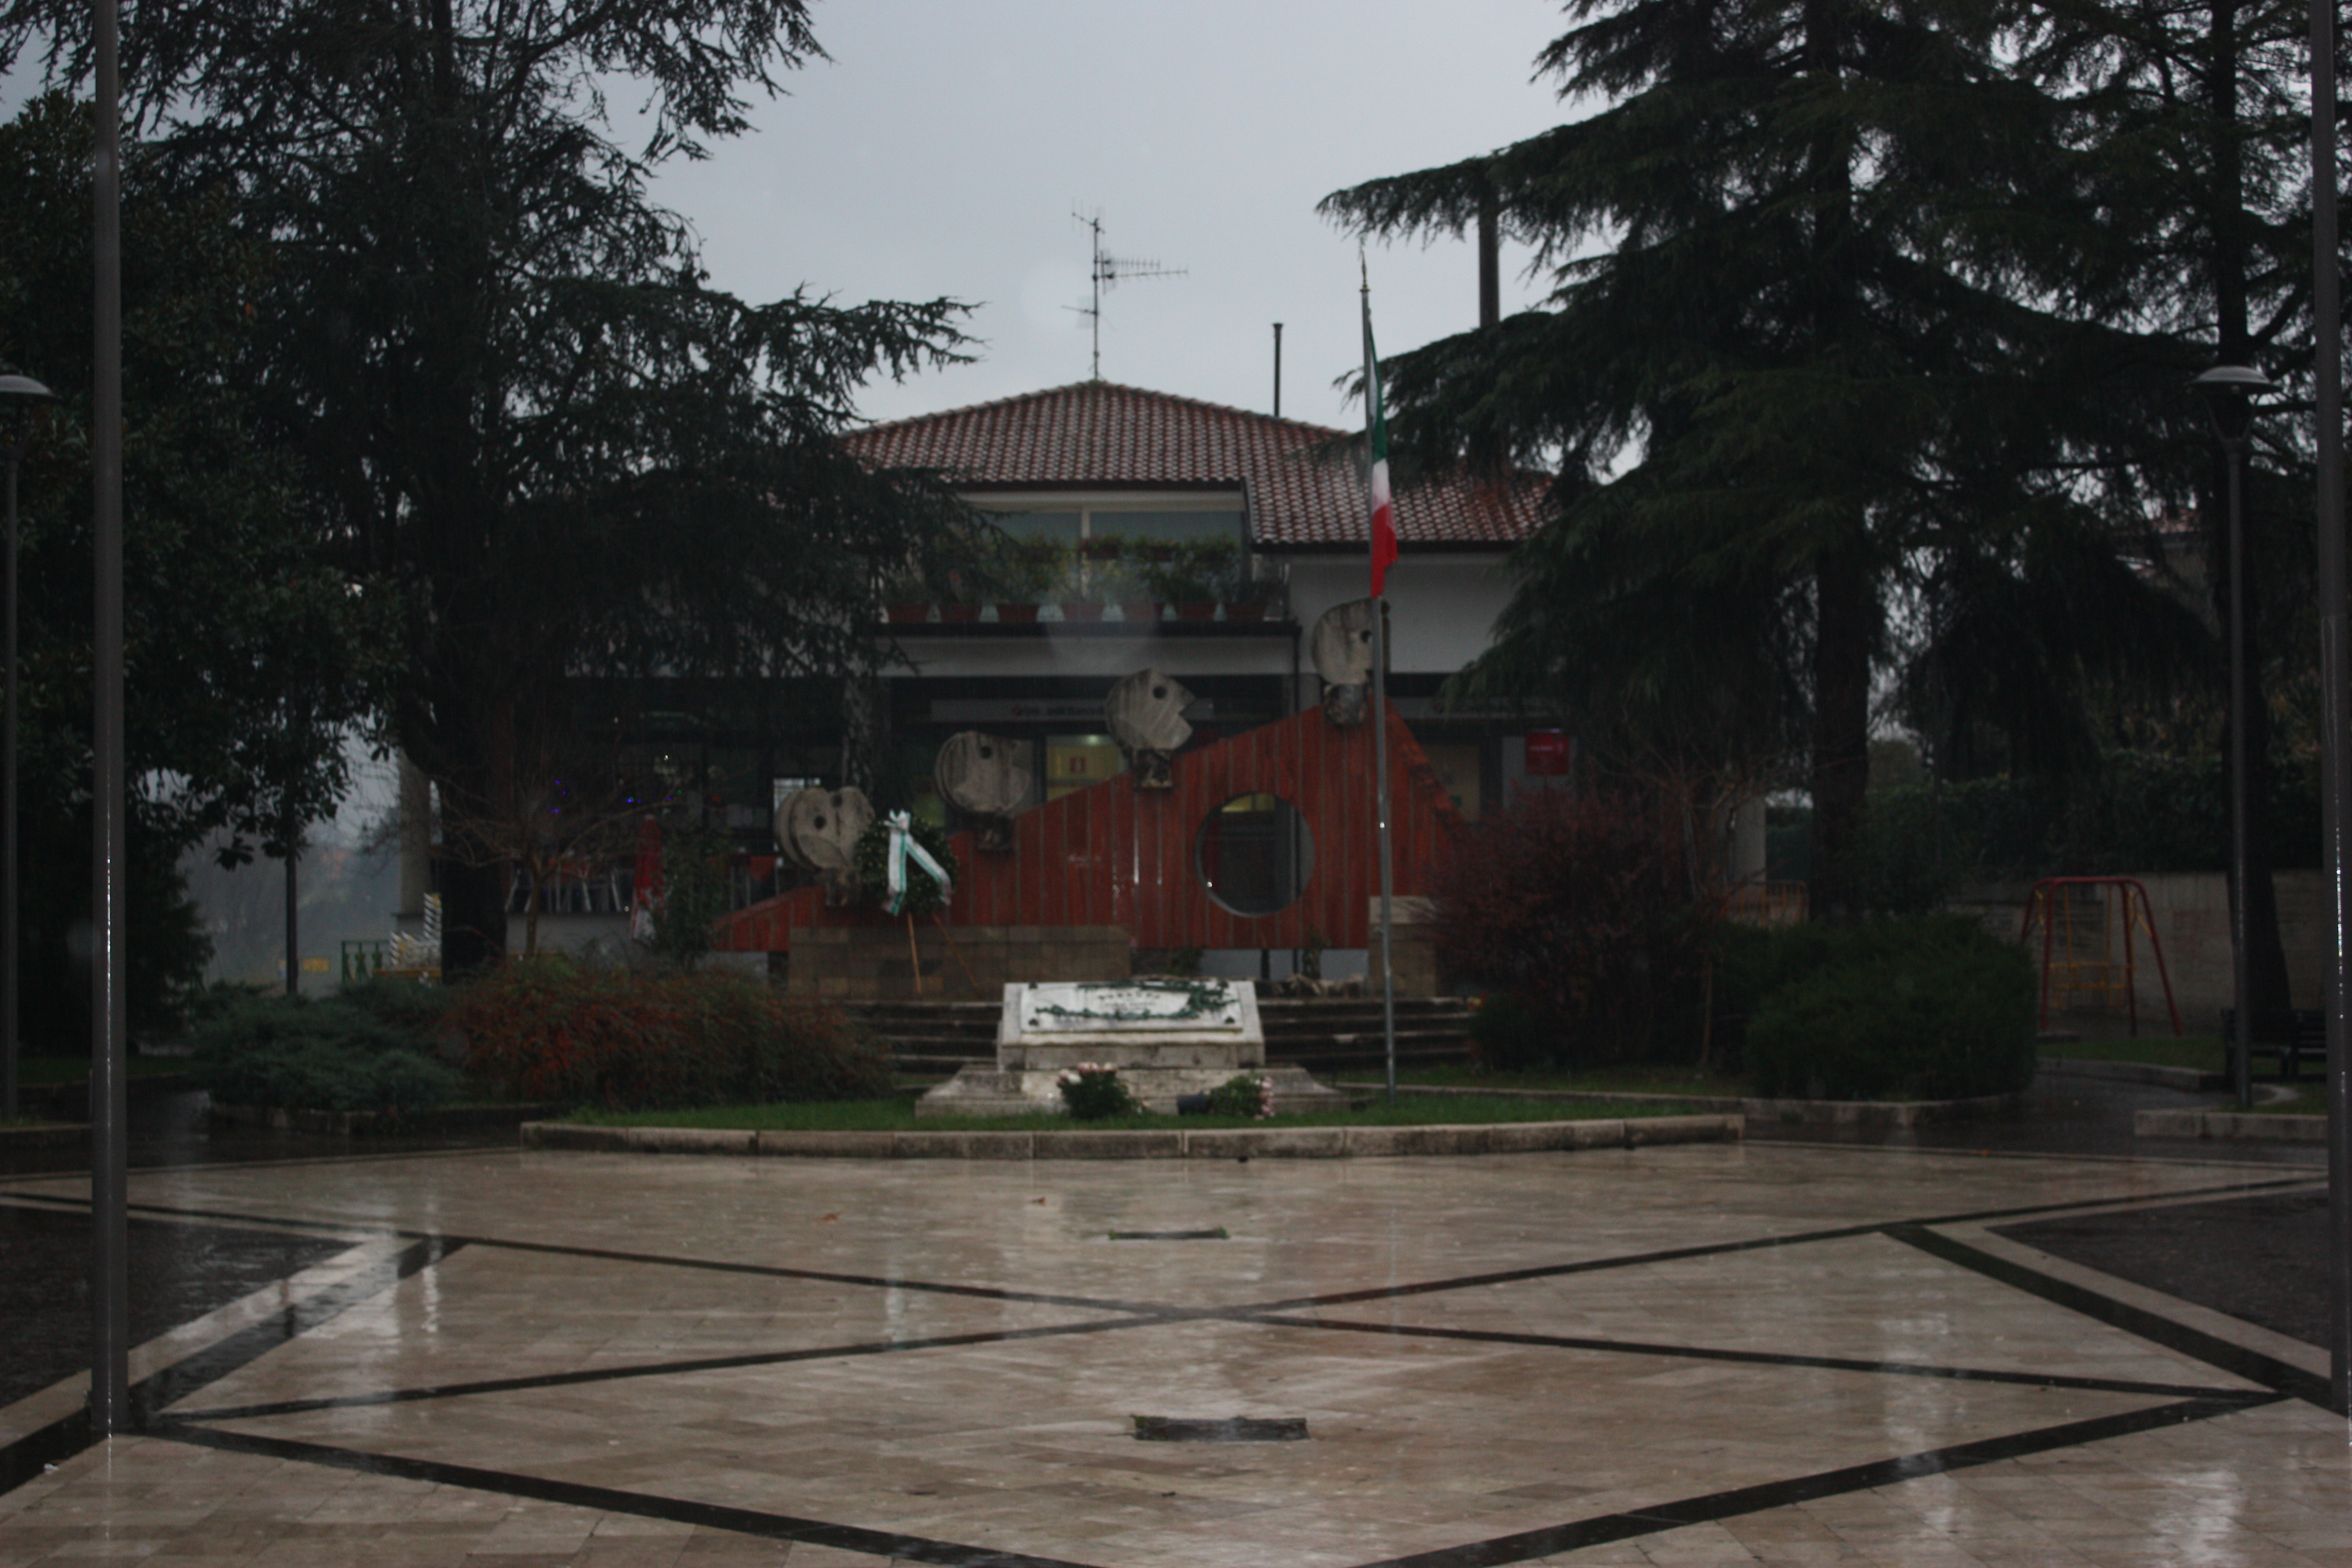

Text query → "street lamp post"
[2193,364,2275,1112]
[0,374,55,1123]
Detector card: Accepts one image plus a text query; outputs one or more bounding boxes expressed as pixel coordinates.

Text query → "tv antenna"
[1070,210,1185,380]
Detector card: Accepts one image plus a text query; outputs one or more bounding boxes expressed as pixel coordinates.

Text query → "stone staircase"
[844,992,1474,1078]
[1255,996,1475,1072]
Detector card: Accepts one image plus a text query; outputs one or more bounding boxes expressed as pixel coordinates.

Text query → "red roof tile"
[844,380,1547,550]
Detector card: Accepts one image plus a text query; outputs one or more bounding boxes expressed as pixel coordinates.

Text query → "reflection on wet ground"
[0,1207,348,1408]
[3,1139,2342,1568]
[0,1090,515,1180]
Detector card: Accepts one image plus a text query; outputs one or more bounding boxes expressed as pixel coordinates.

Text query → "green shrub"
[1433,787,1720,1068]
[1743,916,2036,1101]
[453,957,891,1110]
[189,991,457,1114]
[1055,1064,1139,1119]
[1203,1073,1271,1118]
[1467,990,1559,1072]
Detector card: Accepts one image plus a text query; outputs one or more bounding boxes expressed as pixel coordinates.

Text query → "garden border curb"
[1330,1081,2022,1129]
[2041,1057,2215,1092]
[518,1113,1744,1159]
[2133,1108,2327,1143]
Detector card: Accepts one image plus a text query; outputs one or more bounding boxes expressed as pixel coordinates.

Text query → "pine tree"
[1985,0,2323,1010]
[1,0,976,972]
[1322,0,2208,919]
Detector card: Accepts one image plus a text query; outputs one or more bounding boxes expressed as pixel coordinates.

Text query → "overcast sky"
[646,0,1576,431]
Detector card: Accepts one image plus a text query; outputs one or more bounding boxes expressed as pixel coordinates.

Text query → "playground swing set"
[2016,875,2182,1037]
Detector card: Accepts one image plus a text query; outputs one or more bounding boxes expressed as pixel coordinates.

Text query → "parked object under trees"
[0,0,977,977]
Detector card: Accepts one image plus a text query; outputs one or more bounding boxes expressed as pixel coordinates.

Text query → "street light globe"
[0,374,54,405]
[2192,364,2275,442]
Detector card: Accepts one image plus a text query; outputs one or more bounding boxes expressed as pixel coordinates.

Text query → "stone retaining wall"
[522,1113,1743,1159]
[788,923,1129,1001]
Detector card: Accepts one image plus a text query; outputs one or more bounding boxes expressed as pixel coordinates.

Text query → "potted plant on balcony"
[1058,535,1119,622]
[881,570,932,625]
[989,535,1065,624]
[1140,537,1243,621]
[1223,564,1284,623]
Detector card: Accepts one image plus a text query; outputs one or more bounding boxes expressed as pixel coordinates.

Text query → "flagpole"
[1363,260,1398,1104]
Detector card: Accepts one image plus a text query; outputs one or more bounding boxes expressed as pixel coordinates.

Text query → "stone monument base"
[916,1064,1346,1118]
[914,979,1348,1118]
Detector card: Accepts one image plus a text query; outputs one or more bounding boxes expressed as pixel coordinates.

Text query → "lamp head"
[2192,364,2275,443]
[0,375,54,405]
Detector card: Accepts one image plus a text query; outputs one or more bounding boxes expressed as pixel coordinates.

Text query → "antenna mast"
[1072,210,1185,380]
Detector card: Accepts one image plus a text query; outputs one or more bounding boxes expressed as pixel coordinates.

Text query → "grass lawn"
[562,1093,1696,1134]
[1338,1064,1757,1098]
[2223,1085,2330,1115]
[2037,1035,2225,1074]
[19,1054,191,1086]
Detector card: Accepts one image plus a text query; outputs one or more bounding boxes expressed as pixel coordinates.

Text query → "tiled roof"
[843,380,1548,550]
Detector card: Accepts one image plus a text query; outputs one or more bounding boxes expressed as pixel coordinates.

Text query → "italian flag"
[1362,293,1399,599]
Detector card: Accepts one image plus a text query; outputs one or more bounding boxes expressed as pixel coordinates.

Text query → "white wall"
[1281,553,1513,676]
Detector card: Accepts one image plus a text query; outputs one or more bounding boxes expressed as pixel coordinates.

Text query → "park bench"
[2220,1008,2324,1082]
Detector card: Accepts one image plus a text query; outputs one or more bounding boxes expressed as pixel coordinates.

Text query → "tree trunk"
[1810,544,1874,922]
[439,857,507,979]
[2202,0,2294,1015]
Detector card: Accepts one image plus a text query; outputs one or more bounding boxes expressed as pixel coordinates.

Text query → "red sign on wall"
[1524,731,1571,777]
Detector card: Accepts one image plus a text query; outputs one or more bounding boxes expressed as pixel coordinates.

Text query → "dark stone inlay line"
[0,1408,90,1498]
[155,1422,1110,1568]
[1257,1314,2249,1400]
[175,1314,1166,1423]
[1133,1415,1306,1442]
[1108,1229,1228,1240]
[1344,1395,2279,1568]
[0,1235,460,1499]
[459,1234,1170,1317]
[134,1237,465,1424]
[1886,1224,2333,1408]
[1233,1174,2320,1315]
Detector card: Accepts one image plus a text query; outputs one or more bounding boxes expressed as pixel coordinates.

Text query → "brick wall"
[787,924,1131,1001]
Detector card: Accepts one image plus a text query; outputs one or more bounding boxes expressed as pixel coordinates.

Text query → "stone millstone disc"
[774,786,875,874]
[1311,598,1378,690]
[1106,667,1195,754]
[934,731,1034,819]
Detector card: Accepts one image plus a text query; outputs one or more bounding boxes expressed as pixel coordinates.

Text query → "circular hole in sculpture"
[1194,794,1314,917]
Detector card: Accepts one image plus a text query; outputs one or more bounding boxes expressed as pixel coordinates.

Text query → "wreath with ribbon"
[852,812,960,917]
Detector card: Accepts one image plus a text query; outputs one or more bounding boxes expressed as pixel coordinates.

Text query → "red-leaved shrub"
[454,959,892,1109]
[1433,787,1721,1068]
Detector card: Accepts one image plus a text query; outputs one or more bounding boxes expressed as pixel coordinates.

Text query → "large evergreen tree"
[1980,0,2322,1009]
[2,0,975,973]
[0,94,391,1039]
[1322,0,2209,919]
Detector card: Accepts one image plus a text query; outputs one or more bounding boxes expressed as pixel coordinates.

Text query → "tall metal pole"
[0,377,55,1125]
[2307,0,2352,1418]
[90,0,131,1438]
[284,823,298,996]
[2,415,21,1120]
[1374,600,1397,1104]
[2228,441,2255,1110]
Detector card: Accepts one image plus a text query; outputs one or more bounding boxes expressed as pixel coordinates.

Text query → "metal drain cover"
[1132,1416,1308,1442]
[1108,1228,1228,1240]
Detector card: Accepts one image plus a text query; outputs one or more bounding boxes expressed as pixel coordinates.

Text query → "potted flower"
[881,569,932,625]
[1223,565,1284,623]
[1140,537,1242,621]
[988,535,1066,624]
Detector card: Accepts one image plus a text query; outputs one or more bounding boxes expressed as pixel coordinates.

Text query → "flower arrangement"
[1057,1062,1141,1119]
[1203,1072,1274,1119]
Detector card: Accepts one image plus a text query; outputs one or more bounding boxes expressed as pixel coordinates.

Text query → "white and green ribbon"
[884,810,952,915]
